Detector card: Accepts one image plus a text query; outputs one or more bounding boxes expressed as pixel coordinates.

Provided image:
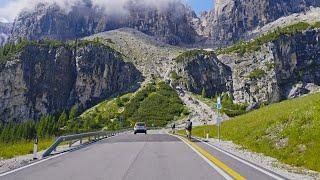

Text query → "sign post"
[216,97,222,142]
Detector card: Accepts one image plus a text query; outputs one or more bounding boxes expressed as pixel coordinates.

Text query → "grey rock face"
[219,44,282,105]
[173,51,232,97]
[10,1,197,46]
[190,11,214,38]
[219,28,320,106]
[0,22,11,46]
[0,43,142,122]
[209,0,320,47]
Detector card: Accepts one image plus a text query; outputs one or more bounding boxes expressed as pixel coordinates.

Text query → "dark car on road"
[134,122,147,134]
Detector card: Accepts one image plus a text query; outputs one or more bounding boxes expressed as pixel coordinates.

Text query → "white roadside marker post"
[33,137,38,160]
[204,121,209,141]
[216,97,222,142]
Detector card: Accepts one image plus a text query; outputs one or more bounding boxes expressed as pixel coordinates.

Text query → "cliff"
[0,40,142,122]
[171,50,232,97]
[0,22,11,46]
[219,28,320,107]
[208,0,320,47]
[10,1,197,46]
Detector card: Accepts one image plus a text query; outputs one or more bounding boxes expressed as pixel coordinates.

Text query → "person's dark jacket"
[185,121,192,131]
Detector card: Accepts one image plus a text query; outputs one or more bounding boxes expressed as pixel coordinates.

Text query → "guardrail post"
[80,138,82,144]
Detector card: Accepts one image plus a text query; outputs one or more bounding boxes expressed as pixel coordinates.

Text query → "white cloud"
[0,17,9,23]
[0,0,185,22]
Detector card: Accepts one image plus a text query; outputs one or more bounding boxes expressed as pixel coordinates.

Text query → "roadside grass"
[179,93,320,172]
[191,93,246,117]
[0,138,54,159]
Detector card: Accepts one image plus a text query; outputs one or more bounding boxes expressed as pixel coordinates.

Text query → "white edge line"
[194,137,285,180]
[170,134,233,180]
[0,133,125,177]
[0,152,67,177]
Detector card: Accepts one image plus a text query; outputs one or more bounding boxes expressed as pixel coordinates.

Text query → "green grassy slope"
[182,93,320,171]
[81,81,188,130]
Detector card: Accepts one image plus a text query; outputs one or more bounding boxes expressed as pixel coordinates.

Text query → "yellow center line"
[179,135,246,180]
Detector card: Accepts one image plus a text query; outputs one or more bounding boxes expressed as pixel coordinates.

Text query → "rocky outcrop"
[85,28,184,80]
[172,50,232,97]
[208,0,320,47]
[0,22,11,46]
[190,11,214,38]
[0,41,142,122]
[219,28,320,106]
[10,1,197,46]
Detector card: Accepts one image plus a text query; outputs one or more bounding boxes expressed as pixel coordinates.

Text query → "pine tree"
[58,111,68,128]
[202,88,206,98]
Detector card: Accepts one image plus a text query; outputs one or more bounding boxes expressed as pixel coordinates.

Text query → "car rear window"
[136,123,145,126]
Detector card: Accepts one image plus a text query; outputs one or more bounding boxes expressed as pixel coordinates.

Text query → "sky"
[0,0,214,22]
[186,0,214,14]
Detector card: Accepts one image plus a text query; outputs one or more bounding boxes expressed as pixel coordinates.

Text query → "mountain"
[217,23,320,107]
[1,0,320,122]
[206,0,320,47]
[84,28,185,79]
[171,50,232,97]
[0,40,142,122]
[10,1,198,46]
[0,22,11,46]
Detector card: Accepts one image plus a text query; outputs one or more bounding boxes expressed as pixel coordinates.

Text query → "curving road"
[1,130,286,180]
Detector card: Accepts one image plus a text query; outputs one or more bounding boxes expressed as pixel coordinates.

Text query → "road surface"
[1,131,286,180]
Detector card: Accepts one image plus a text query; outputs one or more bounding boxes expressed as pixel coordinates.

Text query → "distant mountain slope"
[10,1,198,46]
[85,28,185,79]
[0,22,11,46]
[205,0,320,47]
[247,7,320,39]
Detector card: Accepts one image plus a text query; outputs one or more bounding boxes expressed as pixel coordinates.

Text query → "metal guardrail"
[42,129,132,158]
[42,127,165,158]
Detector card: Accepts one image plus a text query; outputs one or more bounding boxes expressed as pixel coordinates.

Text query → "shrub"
[247,69,266,80]
[174,49,215,63]
[170,71,182,80]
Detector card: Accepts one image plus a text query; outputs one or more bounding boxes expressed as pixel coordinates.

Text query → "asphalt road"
[1,131,286,180]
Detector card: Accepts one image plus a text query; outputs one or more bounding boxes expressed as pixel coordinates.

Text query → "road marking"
[194,137,286,180]
[172,134,245,180]
[0,152,67,177]
[0,134,122,177]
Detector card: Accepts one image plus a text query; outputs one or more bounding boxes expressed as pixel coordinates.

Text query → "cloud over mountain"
[0,0,183,22]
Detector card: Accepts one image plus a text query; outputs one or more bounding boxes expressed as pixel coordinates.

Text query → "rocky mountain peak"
[208,0,320,47]
[9,0,198,46]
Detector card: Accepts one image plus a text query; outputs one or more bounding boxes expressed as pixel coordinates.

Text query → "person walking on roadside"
[185,119,192,140]
[171,123,176,134]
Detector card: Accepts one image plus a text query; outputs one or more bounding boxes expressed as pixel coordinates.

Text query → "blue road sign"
[217,97,222,110]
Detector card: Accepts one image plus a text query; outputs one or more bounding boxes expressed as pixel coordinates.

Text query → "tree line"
[0,107,80,144]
